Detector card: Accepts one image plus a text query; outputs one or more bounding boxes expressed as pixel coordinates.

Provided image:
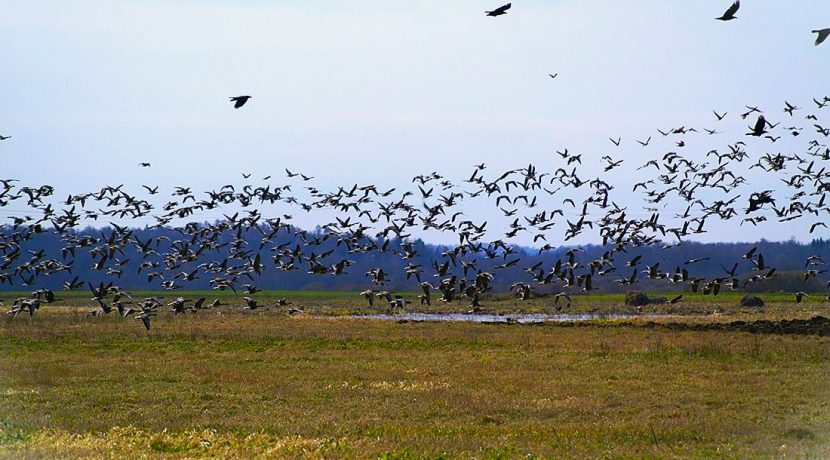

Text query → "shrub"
[625,290,650,306]
[739,295,764,308]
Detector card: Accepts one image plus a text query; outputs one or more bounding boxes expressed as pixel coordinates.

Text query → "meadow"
[0,291,828,458]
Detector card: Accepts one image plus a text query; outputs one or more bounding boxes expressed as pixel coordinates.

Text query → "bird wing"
[723,1,739,17]
[815,29,830,46]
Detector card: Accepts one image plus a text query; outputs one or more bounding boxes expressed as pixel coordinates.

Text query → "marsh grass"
[0,300,828,458]
[3,290,829,322]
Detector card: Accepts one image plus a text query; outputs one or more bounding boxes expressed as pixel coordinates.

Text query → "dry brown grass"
[0,305,828,458]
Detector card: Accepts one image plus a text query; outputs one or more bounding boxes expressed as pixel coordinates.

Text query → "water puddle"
[348,312,666,324]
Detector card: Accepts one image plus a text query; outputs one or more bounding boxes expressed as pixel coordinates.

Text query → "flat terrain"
[1,292,829,458]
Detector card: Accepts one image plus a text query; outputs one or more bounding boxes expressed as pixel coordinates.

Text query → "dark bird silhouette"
[230,95,252,109]
[0,135,11,141]
[746,115,768,137]
[813,28,830,46]
[715,1,739,21]
[485,3,511,16]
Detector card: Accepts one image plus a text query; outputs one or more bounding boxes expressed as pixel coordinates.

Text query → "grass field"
[3,289,830,318]
[1,292,829,458]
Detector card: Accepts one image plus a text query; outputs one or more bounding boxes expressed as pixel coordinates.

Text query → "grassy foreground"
[0,299,829,458]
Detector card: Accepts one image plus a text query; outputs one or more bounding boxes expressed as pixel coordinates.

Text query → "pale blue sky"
[1,1,828,244]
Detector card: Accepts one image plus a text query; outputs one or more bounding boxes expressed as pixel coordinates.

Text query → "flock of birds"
[483,2,829,46]
[1,3,829,331]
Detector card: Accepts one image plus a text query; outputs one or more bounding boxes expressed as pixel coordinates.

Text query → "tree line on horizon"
[1,224,827,295]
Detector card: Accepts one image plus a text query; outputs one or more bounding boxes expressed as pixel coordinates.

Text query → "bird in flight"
[486,3,511,17]
[139,162,151,167]
[548,73,558,79]
[230,95,252,109]
[813,28,830,46]
[0,135,10,141]
[716,1,739,21]
[747,115,768,137]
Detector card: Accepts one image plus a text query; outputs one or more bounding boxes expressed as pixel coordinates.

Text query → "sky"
[1,0,828,245]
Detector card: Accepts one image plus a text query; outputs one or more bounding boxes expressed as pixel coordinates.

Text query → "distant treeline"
[1,224,828,294]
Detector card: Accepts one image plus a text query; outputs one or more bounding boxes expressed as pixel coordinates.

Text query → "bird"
[548,73,558,79]
[229,95,252,109]
[715,1,739,21]
[0,135,10,141]
[361,289,375,307]
[138,162,151,168]
[485,3,511,17]
[747,115,768,137]
[813,28,830,46]
[135,311,154,331]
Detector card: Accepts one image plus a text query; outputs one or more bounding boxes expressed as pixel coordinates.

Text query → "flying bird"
[746,115,768,137]
[813,28,830,46]
[229,95,252,109]
[0,135,10,141]
[716,1,739,21]
[485,3,511,17]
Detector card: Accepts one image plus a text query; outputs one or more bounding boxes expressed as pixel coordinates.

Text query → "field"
[1,292,829,458]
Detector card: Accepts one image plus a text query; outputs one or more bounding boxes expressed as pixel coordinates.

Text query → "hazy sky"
[1,1,828,244]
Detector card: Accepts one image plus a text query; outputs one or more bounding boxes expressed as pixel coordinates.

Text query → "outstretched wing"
[722,1,739,18]
[487,3,511,15]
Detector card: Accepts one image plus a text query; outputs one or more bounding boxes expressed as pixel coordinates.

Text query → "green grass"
[3,289,829,320]
[0,296,828,458]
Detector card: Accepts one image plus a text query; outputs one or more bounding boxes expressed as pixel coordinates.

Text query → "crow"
[229,95,252,109]
[485,3,511,17]
[716,1,739,21]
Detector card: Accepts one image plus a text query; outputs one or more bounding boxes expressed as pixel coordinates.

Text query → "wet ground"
[349,312,669,324]
[345,313,830,336]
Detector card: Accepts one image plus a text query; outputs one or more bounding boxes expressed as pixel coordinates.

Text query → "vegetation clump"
[740,295,765,308]
[624,290,651,306]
